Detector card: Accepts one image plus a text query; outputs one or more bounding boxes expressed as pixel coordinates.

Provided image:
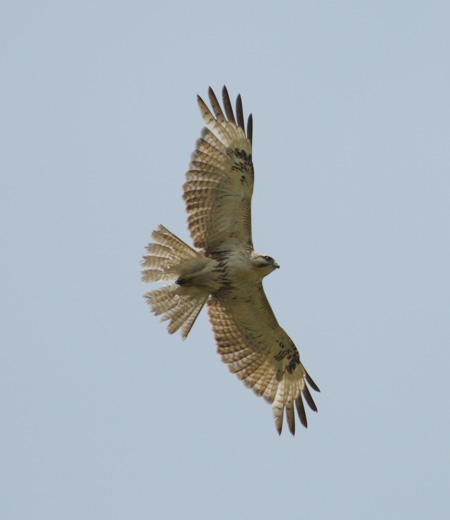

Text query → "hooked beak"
[274,262,280,269]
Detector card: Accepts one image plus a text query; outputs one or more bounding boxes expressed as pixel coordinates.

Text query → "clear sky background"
[2,1,449,519]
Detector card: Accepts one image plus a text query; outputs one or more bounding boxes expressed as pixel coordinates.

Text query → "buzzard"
[142,87,320,435]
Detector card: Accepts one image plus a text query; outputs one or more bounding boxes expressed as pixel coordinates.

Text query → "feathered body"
[142,87,320,435]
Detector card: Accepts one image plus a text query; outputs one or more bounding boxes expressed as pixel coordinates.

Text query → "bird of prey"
[141,86,320,435]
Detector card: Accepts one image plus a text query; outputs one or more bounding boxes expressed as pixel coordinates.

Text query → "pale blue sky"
[2,1,450,519]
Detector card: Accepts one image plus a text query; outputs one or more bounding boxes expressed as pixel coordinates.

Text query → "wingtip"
[196,94,206,110]
[305,370,321,393]
[274,412,283,435]
[247,113,253,144]
[295,396,308,429]
[302,384,318,413]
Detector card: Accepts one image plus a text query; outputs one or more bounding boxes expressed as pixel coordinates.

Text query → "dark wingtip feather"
[196,94,209,116]
[208,87,225,121]
[286,403,296,435]
[305,370,320,392]
[235,94,245,133]
[275,413,283,435]
[222,86,236,124]
[302,384,318,413]
[247,113,253,144]
[295,395,308,428]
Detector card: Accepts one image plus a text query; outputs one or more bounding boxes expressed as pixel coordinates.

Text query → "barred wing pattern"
[207,284,320,435]
[183,87,254,252]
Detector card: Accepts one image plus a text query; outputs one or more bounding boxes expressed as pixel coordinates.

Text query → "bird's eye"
[263,256,272,262]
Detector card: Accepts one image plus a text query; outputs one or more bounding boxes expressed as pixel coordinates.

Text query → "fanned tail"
[141,225,200,283]
[144,284,208,339]
[141,225,209,339]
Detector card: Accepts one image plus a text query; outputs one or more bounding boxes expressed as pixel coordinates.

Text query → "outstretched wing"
[207,285,320,435]
[183,86,254,253]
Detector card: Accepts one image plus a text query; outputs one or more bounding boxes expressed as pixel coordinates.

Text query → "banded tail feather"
[141,225,209,339]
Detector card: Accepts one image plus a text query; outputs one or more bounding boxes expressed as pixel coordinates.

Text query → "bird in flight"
[142,86,320,435]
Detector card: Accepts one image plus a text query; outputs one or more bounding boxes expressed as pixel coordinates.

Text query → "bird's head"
[250,252,280,278]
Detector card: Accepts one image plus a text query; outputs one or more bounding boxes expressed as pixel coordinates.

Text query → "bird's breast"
[211,250,261,288]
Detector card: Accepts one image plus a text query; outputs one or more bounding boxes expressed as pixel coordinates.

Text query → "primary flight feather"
[142,86,320,435]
